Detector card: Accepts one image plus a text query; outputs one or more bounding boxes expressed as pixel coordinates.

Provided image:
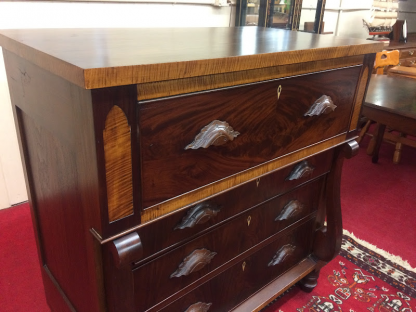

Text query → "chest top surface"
[0,27,382,89]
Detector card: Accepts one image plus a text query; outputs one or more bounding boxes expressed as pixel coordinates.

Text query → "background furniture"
[358,50,416,164]
[0,28,381,312]
[386,33,416,71]
[362,75,416,164]
[388,65,416,78]
[357,50,399,147]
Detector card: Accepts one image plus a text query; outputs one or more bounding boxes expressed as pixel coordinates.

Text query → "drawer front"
[132,180,321,311]
[157,219,315,312]
[139,66,360,208]
[135,150,331,262]
[400,57,416,67]
[400,48,416,60]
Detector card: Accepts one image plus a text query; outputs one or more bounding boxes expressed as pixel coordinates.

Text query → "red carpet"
[341,134,416,269]
[0,203,50,312]
[265,233,416,311]
[0,134,414,312]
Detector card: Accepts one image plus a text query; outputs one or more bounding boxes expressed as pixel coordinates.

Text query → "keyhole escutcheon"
[277,85,282,100]
[242,261,246,271]
[247,216,252,226]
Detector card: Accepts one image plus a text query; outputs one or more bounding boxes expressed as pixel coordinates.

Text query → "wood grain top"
[0,27,383,89]
[365,74,416,119]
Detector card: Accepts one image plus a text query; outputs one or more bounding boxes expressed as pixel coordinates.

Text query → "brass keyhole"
[256,178,260,187]
[277,85,282,100]
[242,261,246,271]
[247,216,252,226]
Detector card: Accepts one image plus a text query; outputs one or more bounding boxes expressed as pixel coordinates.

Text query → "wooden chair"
[358,50,416,164]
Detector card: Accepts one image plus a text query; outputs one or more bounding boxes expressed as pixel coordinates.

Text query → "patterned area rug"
[264,231,416,312]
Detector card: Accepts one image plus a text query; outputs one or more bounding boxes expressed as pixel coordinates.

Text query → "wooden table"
[388,66,416,79]
[363,75,416,163]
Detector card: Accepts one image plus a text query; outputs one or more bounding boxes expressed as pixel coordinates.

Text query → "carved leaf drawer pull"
[268,244,296,267]
[185,120,240,150]
[285,160,315,181]
[174,202,221,230]
[275,200,304,221]
[184,302,212,312]
[304,95,336,117]
[170,248,217,278]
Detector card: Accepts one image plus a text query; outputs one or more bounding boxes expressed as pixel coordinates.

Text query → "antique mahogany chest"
[0,28,382,312]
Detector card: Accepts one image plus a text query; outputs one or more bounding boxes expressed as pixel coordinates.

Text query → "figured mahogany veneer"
[140,66,361,208]
[158,221,315,312]
[112,152,332,263]
[132,179,322,311]
[0,28,382,312]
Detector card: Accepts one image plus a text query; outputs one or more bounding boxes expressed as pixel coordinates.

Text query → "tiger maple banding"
[350,67,369,131]
[0,28,383,89]
[103,105,134,222]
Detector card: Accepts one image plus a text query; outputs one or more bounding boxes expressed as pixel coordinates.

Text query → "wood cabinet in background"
[0,27,382,312]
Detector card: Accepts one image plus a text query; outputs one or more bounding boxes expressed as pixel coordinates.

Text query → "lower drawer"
[132,179,322,311]
[157,219,315,312]
[135,150,332,263]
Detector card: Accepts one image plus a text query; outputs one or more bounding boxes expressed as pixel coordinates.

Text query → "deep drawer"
[139,66,360,208]
[156,219,315,312]
[132,180,322,311]
[134,150,331,262]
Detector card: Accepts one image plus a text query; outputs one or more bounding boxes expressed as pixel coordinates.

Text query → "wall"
[398,0,416,33]
[0,1,233,209]
[323,0,373,39]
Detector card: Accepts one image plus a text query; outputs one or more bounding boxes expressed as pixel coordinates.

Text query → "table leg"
[367,123,379,155]
[393,133,406,164]
[372,124,386,164]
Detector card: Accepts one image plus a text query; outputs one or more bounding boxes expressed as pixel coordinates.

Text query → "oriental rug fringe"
[264,231,416,312]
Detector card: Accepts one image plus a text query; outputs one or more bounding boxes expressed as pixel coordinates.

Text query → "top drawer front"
[139,66,361,208]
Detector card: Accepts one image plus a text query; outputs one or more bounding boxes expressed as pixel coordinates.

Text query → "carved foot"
[298,270,320,293]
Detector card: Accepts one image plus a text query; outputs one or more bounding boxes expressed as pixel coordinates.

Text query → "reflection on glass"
[246,0,260,26]
[270,0,292,29]
[299,0,318,32]
[235,0,325,33]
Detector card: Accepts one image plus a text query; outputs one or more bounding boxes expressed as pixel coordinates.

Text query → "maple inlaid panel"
[103,105,134,222]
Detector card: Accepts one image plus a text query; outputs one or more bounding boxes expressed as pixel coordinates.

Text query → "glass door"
[235,0,326,34]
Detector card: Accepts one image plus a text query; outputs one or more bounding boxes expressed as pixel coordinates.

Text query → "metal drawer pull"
[409,50,414,56]
[268,244,296,266]
[170,248,217,278]
[184,302,212,312]
[242,261,246,271]
[174,202,220,230]
[285,160,315,181]
[185,120,240,150]
[304,95,336,116]
[275,200,304,221]
[247,216,252,226]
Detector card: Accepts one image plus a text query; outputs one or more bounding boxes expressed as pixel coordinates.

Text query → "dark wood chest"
[0,27,382,312]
